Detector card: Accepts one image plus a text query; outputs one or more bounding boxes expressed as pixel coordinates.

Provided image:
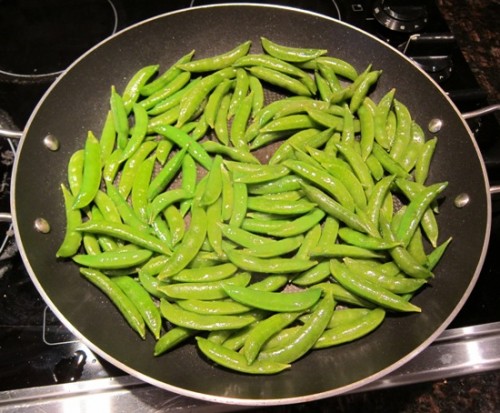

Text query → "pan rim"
[9,3,493,406]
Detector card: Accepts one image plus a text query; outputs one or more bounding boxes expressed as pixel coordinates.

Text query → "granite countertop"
[246,1,500,412]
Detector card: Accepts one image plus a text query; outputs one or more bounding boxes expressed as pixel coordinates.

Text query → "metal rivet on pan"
[34,218,51,233]
[428,118,443,133]
[454,193,470,208]
[43,134,60,151]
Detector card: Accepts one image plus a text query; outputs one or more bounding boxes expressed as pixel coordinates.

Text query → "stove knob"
[373,0,428,33]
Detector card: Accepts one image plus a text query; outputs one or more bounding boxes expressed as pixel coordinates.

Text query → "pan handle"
[462,104,500,120]
[0,128,22,139]
[0,213,12,222]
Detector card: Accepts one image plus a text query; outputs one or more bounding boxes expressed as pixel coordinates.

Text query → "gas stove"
[0,1,499,411]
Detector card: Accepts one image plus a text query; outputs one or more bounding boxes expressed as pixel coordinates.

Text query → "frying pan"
[5,4,493,405]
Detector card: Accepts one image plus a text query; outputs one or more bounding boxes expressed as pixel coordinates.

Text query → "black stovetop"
[0,0,499,393]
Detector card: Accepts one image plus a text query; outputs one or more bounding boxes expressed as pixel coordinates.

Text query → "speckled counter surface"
[245,2,500,412]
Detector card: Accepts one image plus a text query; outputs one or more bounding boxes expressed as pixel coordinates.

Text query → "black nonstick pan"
[8,4,492,405]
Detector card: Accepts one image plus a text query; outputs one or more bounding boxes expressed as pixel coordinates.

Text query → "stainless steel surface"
[1,322,499,412]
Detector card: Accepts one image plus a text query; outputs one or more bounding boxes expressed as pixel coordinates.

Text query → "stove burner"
[0,0,118,79]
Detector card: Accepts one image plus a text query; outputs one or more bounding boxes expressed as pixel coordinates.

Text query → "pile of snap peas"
[56,37,452,375]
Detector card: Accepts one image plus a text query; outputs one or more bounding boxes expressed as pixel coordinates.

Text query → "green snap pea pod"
[158,272,251,300]
[164,205,185,247]
[230,163,290,185]
[415,137,438,185]
[313,307,385,349]
[67,149,84,196]
[146,104,180,132]
[344,257,400,278]
[154,327,196,356]
[93,190,121,224]
[83,229,101,256]
[400,121,425,172]
[177,299,250,316]
[248,275,288,292]
[172,263,238,283]
[258,291,334,364]
[330,260,421,312]
[157,202,207,279]
[176,67,237,127]
[427,237,452,271]
[243,312,302,364]
[160,299,256,331]
[374,88,396,150]
[220,165,233,222]
[155,139,173,166]
[283,159,356,212]
[202,140,260,164]
[294,224,322,260]
[89,206,119,252]
[316,216,340,250]
[249,75,264,117]
[223,284,321,313]
[247,175,305,195]
[301,184,378,237]
[324,308,372,329]
[196,337,290,374]
[214,92,231,145]
[140,255,171,277]
[343,258,427,294]
[56,184,83,258]
[261,325,302,351]
[155,124,213,170]
[138,268,168,299]
[80,268,146,339]
[389,100,413,163]
[73,248,153,270]
[131,156,155,222]
[335,142,374,194]
[247,66,312,97]
[225,248,317,274]
[149,191,193,229]
[259,114,318,133]
[118,104,149,163]
[228,68,250,119]
[204,79,234,128]
[147,146,188,201]
[366,154,385,181]
[246,195,315,215]
[99,111,116,165]
[141,50,195,97]
[261,37,327,63]
[118,140,157,198]
[140,71,192,111]
[292,261,331,286]
[349,70,381,113]
[273,99,330,119]
[112,275,162,340]
[310,244,385,259]
[395,181,448,247]
[244,235,304,258]
[241,208,325,238]
[319,159,367,211]
[268,127,328,165]
[180,154,197,216]
[358,98,376,161]
[299,56,358,81]
[407,226,429,266]
[371,143,411,179]
[365,174,395,229]
[105,182,149,232]
[177,41,252,73]
[109,86,129,150]
[201,155,223,206]
[122,64,159,113]
[305,107,343,131]
[318,60,342,92]
[77,220,171,255]
[337,227,400,250]
[147,77,202,116]
[315,69,333,101]
[230,92,254,149]
[206,198,224,257]
[150,215,173,248]
[234,53,310,79]
[219,223,274,248]
[315,281,375,308]
[229,182,248,227]
[379,217,433,279]
[73,131,102,210]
